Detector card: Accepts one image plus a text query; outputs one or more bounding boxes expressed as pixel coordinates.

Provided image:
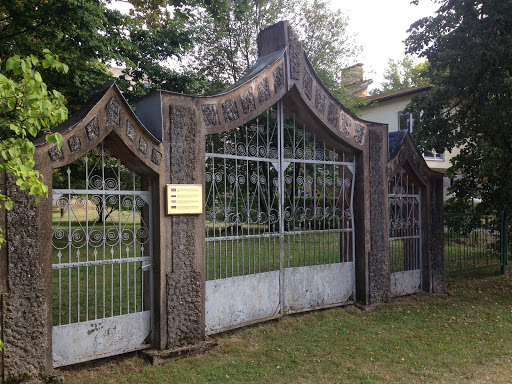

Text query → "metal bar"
[388,235,421,241]
[148,183,155,342]
[53,189,151,197]
[67,168,72,325]
[278,101,285,314]
[284,157,354,167]
[502,212,508,275]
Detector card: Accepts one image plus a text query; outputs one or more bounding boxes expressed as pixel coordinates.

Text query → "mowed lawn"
[61,271,512,384]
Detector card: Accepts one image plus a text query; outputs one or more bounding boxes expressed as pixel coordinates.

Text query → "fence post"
[501,212,508,275]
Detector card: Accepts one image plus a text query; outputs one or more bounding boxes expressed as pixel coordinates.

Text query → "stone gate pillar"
[164,102,206,348]
[0,174,52,382]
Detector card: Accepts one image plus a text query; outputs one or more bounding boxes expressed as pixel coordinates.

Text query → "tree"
[186,0,284,94]
[185,0,365,109]
[405,0,512,212]
[0,0,197,111]
[0,51,68,245]
[287,0,363,105]
[370,56,429,95]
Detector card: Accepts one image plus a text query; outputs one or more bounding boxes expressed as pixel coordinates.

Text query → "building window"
[399,111,421,132]
[423,148,444,161]
[398,110,444,161]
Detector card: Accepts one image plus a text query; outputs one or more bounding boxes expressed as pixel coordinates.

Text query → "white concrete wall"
[360,94,456,173]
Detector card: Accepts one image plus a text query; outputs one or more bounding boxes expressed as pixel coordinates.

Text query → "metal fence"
[444,212,508,275]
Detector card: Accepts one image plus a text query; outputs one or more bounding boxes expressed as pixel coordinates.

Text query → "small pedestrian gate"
[388,166,422,296]
[51,143,153,367]
[205,101,356,334]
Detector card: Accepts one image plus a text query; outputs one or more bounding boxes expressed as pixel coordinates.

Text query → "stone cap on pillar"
[257,20,291,57]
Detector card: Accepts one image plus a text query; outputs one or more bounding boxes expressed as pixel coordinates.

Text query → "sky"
[329,0,439,90]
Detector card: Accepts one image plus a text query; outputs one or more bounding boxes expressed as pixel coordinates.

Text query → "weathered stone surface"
[240,88,256,115]
[430,174,445,293]
[273,65,284,93]
[368,128,390,304]
[257,78,271,103]
[166,224,203,347]
[4,177,48,382]
[288,26,302,80]
[169,105,197,183]
[303,70,313,101]
[48,146,63,162]
[314,88,325,114]
[67,133,81,153]
[327,102,339,127]
[126,119,136,142]
[85,115,100,141]
[138,137,148,154]
[222,99,239,123]
[341,111,351,136]
[151,148,162,165]
[6,179,39,291]
[201,104,219,127]
[354,123,365,145]
[106,96,121,126]
[3,290,48,382]
[167,105,203,348]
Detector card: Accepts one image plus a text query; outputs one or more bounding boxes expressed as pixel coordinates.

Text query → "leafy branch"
[0,50,69,246]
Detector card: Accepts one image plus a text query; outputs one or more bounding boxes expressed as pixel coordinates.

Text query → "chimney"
[341,63,364,87]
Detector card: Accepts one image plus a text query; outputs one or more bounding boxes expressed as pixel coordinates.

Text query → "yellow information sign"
[165,184,203,215]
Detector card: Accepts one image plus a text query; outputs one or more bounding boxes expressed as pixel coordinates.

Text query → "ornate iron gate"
[51,143,153,367]
[204,101,355,334]
[388,166,422,296]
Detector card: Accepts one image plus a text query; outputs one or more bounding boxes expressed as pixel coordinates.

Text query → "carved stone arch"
[35,82,165,175]
[145,21,368,158]
[387,131,432,187]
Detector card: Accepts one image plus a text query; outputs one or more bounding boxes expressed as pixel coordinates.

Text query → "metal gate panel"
[281,103,356,311]
[283,263,353,313]
[205,106,281,333]
[205,101,356,334]
[389,167,422,296]
[52,311,150,366]
[390,270,421,296]
[51,143,153,367]
[205,271,280,335]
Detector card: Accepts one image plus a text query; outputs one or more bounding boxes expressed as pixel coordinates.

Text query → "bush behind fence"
[444,212,508,275]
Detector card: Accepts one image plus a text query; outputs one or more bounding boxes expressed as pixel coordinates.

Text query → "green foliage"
[288,0,365,110]
[370,56,430,95]
[0,51,68,246]
[444,198,483,237]
[405,0,512,213]
[183,0,283,92]
[0,0,198,111]
[185,0,365,110]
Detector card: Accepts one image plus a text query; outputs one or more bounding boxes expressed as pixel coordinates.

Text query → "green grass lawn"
[60,270,512,383]
[205,231,353,280]
[52,202,147,325]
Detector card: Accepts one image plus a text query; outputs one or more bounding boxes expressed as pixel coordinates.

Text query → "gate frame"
[0,21,444,382]
[50,141,156,367]
[387,130,445,294]
[203,99,358,334]
[38,85,166,367]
